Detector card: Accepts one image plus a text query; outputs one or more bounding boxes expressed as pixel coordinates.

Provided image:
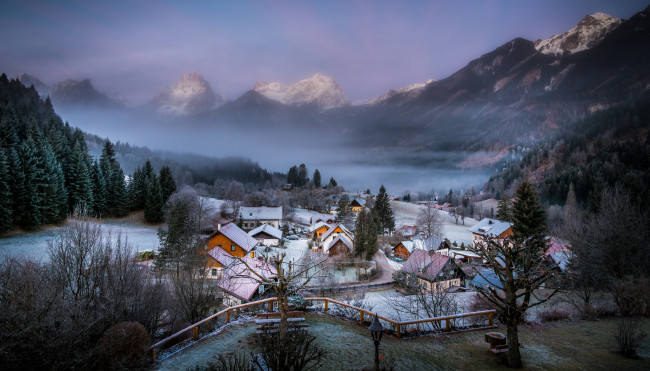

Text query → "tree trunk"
[506,318,523,368]
[275,285,289,341]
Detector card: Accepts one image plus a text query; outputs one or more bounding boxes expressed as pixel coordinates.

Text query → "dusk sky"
[1,0,647,104]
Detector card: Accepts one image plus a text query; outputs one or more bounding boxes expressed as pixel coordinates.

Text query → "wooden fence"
[149,297,496,364]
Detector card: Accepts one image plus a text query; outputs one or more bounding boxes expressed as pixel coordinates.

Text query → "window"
[258,285,264,294]
[250,252,255,258]
[211,268,217,276]
[203,245,208,251]
[231,245,236,252]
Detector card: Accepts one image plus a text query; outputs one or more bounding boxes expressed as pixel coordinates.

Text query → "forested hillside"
[0,73,130,232]
[486,93,650,209]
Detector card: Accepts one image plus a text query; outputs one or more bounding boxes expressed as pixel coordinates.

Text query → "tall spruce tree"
[19,140,44,229]
[90,160,107,217]
[68,140,94,213]
[0,147,13,232]
[328,177,337,188]
[159,165,177,205]
[371,185,395,234]
[297,164,308,187]
[144,174,163,223]
[496,193,512,222]
[41,145,67,224]
[511,178,548,253]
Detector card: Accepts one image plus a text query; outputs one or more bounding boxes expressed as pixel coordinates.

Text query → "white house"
[248,223,283,247]
[239,206,283,230]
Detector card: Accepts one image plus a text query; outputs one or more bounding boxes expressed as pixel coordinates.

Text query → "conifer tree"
[159,165,177,205]
[41,145,67,224]
[19,140,44,229]
[371,185,395,234]
[145,174,163,223]
[354,210,378,260]
[328,177,337,188]
[68,140,94,213]
[511,178,548,253]
[563,183,579,222]
[0,147,13,232]
[90,160,107,217]
[287,166,298,186]
[298,164,308,187]
[312,169,321,188]
[496,193,512,222]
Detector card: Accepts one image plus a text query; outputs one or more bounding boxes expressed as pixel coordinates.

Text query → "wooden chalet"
[321,224,354,256]
[392,239,425,260]
[311,221,332,241]
[349,198,366,212]
[248,223,283,247]
[401,250,466,293]
[467,218,513,248]
[218,257,277,306]
[203,223,259,274]
[239,206,283,230]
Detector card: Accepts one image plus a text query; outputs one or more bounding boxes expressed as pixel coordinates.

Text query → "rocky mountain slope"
[254,73,349,109]
[150,71,224,115]
[16,73,124,108]
[534,13,622,56]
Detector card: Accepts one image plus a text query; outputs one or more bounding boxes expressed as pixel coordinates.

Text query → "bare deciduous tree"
[416,205,444,238]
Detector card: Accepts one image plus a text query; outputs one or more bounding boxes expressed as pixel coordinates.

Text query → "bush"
[254,330,326,371]
[200,352,250,371]
[94,322,150,370]
[538,308,571,322]
[615,318,647,359]
[612,276,650,317]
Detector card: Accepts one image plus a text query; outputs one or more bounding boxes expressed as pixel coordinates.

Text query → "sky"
[0,0,647,104]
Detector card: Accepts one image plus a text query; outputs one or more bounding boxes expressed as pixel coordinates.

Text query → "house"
[248,223,283,247]
[239,206,283,230]
[204,222,259,261]
[218,257,277,306]
[392,239,426,260]
[467,218,513,248]
[310,213,335,226]
[395,225,417,240]
[310,221,332,241]
[469,268,505,291]
[401,250,466,292]
[438,248,483,265]
[321,223,354,256]
[349,198,366,212]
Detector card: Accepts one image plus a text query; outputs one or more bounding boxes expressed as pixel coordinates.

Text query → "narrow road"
[372,249,396,284]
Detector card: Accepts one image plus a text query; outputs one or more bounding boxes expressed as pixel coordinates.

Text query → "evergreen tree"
[298,164,308,187]
[130,166,146,210]
[312,169,321,188]
[68,140,94,213]
[287,166,298,186]
[354,210,378,260]
[336,194,350,222]
[328,177,337,188]
[156,196,198,269]
[145,174,163,223]
[159,165,177,205]
[511,178,548,254]
[371,185,395,235]
[0,147,13,232]
[90,160,107,217]
[19,140,44,229]
[41,145,67,224]
[110,161,128,216]
[496,193,512,222]
[7,147,25,227]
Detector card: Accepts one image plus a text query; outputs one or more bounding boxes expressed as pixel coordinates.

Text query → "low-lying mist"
[58,106,492,194]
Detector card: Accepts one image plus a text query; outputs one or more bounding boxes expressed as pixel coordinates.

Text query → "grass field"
[155,314,650,370]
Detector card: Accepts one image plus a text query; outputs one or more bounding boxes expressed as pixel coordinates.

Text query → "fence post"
[360,311,364,325]
[445,319,450,331]
[226,310,230,323]
[396,323,401,338]
[269,300,273,312]
[324,300,329,311]
[151,349,156,365]
[488,312,494,326]
[193,326,199,341]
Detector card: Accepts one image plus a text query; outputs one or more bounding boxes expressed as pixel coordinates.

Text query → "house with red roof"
[401,249,466,292]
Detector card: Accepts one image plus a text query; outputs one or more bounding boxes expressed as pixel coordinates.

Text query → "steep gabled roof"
[218,257,277,301]
[321,223,353,241]
[468,218,513,237]
[401,249,450,282]
[324,233,353,253]
[249,223,283,239]
[208,222,258,252]
[207,246,236,267]
[470,268,505,290]
[240,206,283,221]
[310,221,332,232]
[350,198,366,207]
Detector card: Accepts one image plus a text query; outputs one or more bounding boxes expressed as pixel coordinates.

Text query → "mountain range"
[14,5,650,169]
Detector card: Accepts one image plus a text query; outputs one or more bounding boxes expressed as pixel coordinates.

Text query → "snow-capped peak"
[152,71,224,115]
[254,73,349,109]
[353,78,436,106]
[534,12,622,56]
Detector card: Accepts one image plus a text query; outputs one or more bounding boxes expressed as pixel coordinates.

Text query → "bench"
[256,311,304,319]
[255,314,308,334]
[489,344,509,355]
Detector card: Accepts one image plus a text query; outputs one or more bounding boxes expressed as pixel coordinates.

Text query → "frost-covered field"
[0,219,160,262]
[390,201,477,245]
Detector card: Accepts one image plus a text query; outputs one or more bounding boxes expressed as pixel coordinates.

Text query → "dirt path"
[372,250,396,284]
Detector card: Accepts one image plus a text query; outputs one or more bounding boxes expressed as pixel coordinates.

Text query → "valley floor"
[154,314,650,370]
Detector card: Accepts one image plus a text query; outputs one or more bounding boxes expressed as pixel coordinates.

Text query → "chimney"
[489,220,493,224]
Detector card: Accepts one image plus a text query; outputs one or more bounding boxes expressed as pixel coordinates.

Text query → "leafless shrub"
[334,292,375,321]
[615,318,647,359]
[612,276,650,317]
[94,322,150,370]
[199,352,251,371]
[538,308,571,322]
[253,330,326,371]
